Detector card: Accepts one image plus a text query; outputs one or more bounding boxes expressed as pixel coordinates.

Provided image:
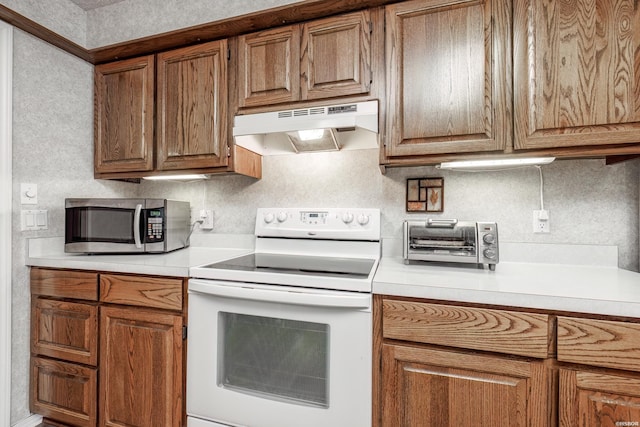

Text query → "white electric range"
[187,208,381,427]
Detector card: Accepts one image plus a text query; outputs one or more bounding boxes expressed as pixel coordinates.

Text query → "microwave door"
[65,199,147,253]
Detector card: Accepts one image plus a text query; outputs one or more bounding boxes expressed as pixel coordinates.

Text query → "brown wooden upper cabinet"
[95,55,155,174]
[94,40,257,179]
[156,42,228,171]
[513,0,640,151]
[384,0,512,158]
[238,10,372,108]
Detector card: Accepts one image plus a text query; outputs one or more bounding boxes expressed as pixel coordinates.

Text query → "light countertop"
[26,237,640,317]
[374,257,640,318]
[26,235,254,277]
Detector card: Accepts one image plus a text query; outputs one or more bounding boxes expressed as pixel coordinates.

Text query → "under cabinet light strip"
[143,174,208,181]
[437,157,555,171]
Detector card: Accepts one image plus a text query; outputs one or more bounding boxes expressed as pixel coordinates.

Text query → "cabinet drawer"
[30,356,97,427]
[558,317,640,371]
[31,268,98,301]
[383,300,551,358]
[100,273,183,310]
[31,298,98,366]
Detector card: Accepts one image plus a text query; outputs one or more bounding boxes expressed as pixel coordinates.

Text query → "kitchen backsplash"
[139,149,640,272]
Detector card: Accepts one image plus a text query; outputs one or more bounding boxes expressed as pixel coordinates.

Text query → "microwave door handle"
[133,204,143,249]
[189,279,371,309]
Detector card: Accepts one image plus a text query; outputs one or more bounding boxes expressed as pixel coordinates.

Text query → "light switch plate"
[20,183,37,205]
[21,210,47,231]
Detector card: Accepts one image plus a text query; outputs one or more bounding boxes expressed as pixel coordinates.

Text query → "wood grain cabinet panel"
[558,316,640,372]
[384,0,511,157]
[31,356,97,427]
[94,55,155,174]
[31,267,98,301]
[31,298,98,366]
[238,26,300,107]
[238,10,372,108]
[560,369,640,427]
[383,300,551,358]
[100,305,183,427]
[381,344,551,427]
[514,0,640,150]
[157,40,229,171]
[301,11,371,100]
[100,273,183,311]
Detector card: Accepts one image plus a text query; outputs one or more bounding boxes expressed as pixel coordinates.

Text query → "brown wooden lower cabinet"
[560,369,640,427]
[31,356,98,427]
[376,296,640,427]
[381,344,550,427]
[30,268,186,427]
[100,306,183,427]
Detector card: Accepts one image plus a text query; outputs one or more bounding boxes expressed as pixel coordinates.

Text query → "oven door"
[187,279,372,427]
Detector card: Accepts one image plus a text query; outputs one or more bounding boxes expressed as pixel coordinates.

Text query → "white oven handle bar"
[189,279,371,309]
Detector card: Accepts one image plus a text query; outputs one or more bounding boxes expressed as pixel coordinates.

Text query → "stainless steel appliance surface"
[65,198,190,254]
[403,218,499,270]
[188,208,380,427]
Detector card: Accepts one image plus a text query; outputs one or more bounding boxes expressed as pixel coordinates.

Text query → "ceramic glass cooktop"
[202,253,375,279]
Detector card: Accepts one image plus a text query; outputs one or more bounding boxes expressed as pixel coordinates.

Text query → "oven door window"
[219,312,329,408]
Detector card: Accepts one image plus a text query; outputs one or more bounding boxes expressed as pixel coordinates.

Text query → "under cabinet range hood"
[233,100,379,155]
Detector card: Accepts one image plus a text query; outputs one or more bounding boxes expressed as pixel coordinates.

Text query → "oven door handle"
[189,279,371,309]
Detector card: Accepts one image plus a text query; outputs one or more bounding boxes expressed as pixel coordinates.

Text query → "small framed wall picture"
[406,177,444,212]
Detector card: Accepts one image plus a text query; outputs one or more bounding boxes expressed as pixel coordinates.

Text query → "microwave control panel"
[145,209,164,242]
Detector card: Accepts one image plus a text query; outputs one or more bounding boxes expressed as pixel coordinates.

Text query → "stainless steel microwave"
[65,198,191,254]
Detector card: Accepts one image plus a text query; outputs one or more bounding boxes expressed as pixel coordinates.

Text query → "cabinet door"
[238,26,301,107]
[31,298,98,366]
[95,55,155,174]
[514,0,640,150]
[560,369,640,427]
[100,306,183,427]
[301,10,371,100]
[381,344,551,427]
[31,356,97,427]
[157,40,229,170]
[385,0,511,157]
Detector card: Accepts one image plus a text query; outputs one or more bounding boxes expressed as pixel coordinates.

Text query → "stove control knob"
[357,214,370,225]
[263,212,275,224]
[483,233,496,244]
[483,248,497,260]
[342,212,354,224]
[277,212,288,223]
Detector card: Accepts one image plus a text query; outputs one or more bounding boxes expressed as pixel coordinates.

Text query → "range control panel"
[256,208,381,241]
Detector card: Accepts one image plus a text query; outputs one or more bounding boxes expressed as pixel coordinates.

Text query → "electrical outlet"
[200,209,214,230]
[533,210,550,233]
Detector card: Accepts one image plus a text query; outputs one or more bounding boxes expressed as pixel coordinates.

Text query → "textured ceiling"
[68,0,126,11]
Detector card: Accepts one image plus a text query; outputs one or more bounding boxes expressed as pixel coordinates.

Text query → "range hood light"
[286,128,340,153]
[142,174,208,181]
[437,157,556,171]
[298,129,326,141]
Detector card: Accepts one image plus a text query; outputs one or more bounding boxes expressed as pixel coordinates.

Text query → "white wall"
[84,0,300,48]
[9,29,137,424]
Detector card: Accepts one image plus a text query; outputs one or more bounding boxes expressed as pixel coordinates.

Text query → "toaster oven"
[403,219,499,270]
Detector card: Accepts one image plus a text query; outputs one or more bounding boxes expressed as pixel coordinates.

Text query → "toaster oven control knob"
[357,214,370,225]
[483,233,496,244]
[263,212,275,224]
[277,212,288,223]
[483,248,497,260]
[342,212,354,224]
